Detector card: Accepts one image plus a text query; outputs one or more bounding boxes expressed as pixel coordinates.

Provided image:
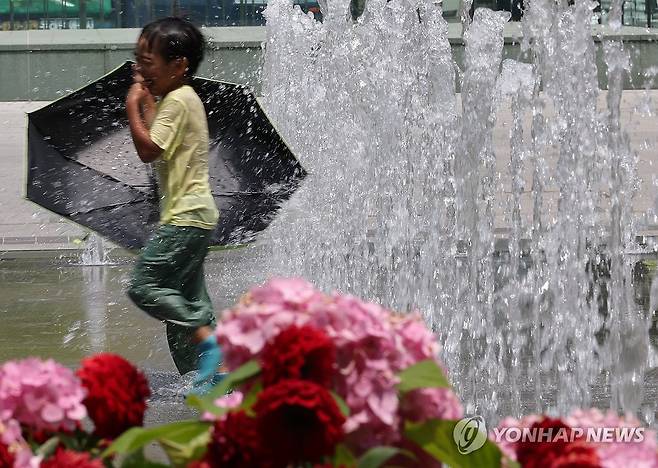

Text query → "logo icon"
[453,416,487,455]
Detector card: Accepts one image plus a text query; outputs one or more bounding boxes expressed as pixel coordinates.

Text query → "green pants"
[128,224,216,375]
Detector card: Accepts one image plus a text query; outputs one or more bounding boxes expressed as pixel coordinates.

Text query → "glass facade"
[0,0,655,30]
[0,0,288,29]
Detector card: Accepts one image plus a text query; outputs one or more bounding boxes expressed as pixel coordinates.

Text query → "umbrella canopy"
[26,61,306,250]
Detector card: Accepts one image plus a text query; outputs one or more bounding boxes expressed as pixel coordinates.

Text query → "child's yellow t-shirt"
[149,85,219,230]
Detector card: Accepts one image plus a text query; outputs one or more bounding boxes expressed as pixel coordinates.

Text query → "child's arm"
[141,93,157,128]
[126,83,162,163]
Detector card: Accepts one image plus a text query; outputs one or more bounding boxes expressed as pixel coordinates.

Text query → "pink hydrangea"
[249,277,321,310]
[392,316,441,368]
[1,418,40,468]
[492,414,544,461]
[0,358,87,432]
[200,392,245,422]
[566,408,658,468]
[216,277,463,452]
[400,388,464,423]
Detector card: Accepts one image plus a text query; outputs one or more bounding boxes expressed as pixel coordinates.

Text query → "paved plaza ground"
[2,92,658,255]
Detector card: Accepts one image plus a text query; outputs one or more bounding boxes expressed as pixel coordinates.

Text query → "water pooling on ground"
[0,246,270,426]
[255,0,658,426]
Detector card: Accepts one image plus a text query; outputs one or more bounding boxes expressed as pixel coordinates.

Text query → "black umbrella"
[26,61,306,250]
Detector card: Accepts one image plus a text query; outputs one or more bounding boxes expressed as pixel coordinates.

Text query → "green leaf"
[159,427,211,468]
[118,448,170,468]
[404,419,502,468]
[239,381,263,416]
[55,429,100,452]
[333,443,357,467]
[102,420,211,458]
[186,360,261,415]
[157,421,211,446]
[505,458,521,468]
[330,391,350,417]
[35,436,60,458]
[396,359,451,394]
[357,446,414,468]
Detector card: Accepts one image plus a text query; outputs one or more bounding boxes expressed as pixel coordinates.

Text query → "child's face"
[134,37,187,97]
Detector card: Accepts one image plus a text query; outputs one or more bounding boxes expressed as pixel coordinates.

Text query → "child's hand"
[126,82,150,106]
[127,68,154,106]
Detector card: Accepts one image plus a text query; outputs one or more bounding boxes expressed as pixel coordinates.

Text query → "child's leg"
[164,324,221,376]
[184,262,223,384]
[128,226,213,327]
[166,324,199,375]
[128,225,216,374]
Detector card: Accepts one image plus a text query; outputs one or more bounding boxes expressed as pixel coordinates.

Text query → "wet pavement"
[0,247,270,433]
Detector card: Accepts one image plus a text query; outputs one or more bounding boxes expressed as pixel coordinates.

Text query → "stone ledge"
[0,26,267,51]
[1,235,77,245]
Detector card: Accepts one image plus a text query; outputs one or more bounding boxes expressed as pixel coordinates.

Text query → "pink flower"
[0,358,87,432]
[400,388,464,423]
[249,277,321,310]
[0,418,40,468]
[217,303,311,370]
[215,278,463,454]
[393,316,441,368]
[214,392,244,410]
[492,414,548,461]
[566,408,658,468]
[201,392,245,422]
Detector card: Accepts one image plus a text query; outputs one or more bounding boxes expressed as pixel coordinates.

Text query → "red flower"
[254,380,345,467]
[516,418,601,468]
[261,325,336,387]
[187,461,212,468]
[76,353,151,440]
[551,444,603,467]
[41,448,104,468]
[0,442,14,468]
[201,410,265,468]
[28,425,80,445]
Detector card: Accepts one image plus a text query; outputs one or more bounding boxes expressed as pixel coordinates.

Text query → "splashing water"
[258,0,656,424]
[81,234,108,266]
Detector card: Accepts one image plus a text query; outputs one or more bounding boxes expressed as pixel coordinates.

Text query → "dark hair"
[140,17,205,76]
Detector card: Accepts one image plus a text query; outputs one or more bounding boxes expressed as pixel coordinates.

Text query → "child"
[125,17,222,390]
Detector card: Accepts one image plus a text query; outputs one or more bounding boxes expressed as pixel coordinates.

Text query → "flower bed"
[0,354,149,467]
[0,278,656,468]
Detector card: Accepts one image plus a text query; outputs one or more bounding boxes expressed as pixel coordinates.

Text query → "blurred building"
[0,0,656,30]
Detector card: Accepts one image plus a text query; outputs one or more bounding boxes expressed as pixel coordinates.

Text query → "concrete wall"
[460,26,658,92]
[0,27,265,100]
[1,23,658,100]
